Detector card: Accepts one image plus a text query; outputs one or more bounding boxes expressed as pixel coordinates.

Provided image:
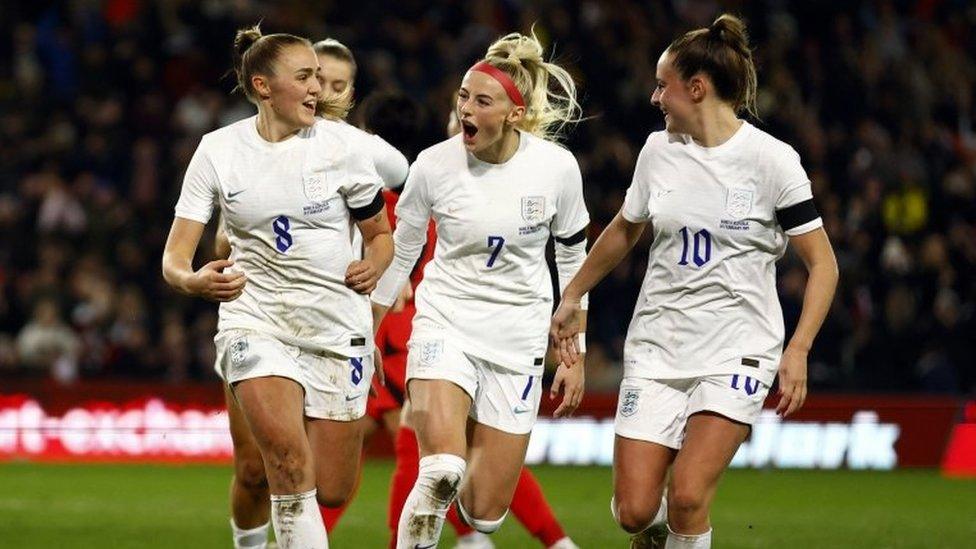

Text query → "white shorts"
[215,329,373,421]
[406,337,542,435]
[614,374,770,449]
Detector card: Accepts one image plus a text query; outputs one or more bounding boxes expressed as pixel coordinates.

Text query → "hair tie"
[468,61,526,107]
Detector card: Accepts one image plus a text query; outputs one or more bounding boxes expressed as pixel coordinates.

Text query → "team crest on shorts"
[521,196,546,224]
[229,337,249,366]
[725,188,754,219]
[419,340,444,366]
[620,388,641,417]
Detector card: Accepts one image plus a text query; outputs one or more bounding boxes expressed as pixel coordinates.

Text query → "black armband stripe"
[554,227,587,246]
[350,190,386,221]
[775,199,819,231]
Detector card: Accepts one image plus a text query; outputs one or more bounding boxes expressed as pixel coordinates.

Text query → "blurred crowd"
[1,0,973,395]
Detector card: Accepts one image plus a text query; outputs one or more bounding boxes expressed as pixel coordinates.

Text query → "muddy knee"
[235,455,269,493]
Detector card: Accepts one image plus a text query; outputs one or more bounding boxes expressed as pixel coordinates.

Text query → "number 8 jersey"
[372,132,589,374]
[621,122,822,386]
[174,116,384,358]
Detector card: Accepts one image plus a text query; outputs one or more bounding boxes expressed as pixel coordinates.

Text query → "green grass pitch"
[0,462,973,547]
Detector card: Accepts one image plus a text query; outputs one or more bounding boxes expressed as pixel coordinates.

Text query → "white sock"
[396,453,466,549]
[664,526,711,549]
[270,489,328,549]
[651,494,668,526]
[231,518,269,549]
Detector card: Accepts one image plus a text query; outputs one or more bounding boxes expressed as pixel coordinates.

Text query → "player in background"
[550,14,838,549]
[376,106,579,549]
[163,25,392,549]
[210,37,407,549]
[371,30,589,549]
[313,39,410,188]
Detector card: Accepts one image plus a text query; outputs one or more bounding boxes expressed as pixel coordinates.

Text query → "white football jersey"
[373,132,589,373]
[175,116,384,357]
[621,121,822,385]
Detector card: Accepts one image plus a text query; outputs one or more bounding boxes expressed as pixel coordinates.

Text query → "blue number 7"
[487,235,505,267]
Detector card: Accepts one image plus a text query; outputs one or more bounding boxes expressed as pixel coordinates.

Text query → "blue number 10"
[486,235,505,267]
[678,226,711,267]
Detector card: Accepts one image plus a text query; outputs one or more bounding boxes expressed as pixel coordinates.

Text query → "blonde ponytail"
[481,28,582,142]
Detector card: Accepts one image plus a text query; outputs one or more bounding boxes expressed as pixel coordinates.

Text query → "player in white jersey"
[550,14,839,549]
[370,31,589,549]
[313,38,409,189]
[162,26,392,549]
[209,36,413,549]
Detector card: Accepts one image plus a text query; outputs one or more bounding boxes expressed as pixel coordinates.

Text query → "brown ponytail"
[231,24,314,105]
[667,14,759,119]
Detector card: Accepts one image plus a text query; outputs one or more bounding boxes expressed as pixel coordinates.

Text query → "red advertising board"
[0,379,963,468]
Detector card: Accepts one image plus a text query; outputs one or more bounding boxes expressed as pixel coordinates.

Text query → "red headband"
[468,61,525,107]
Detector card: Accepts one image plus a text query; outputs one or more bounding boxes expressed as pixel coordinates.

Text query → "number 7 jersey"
[372,132,589,374]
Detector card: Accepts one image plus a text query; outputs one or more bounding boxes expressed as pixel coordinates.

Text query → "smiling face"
[455,69,524,153]
[256,44,321,129]
[651,50,697,134]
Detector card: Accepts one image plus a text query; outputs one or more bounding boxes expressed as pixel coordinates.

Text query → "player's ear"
[688,74,706,103]
[506,104,526,125]
[252,74,272,100]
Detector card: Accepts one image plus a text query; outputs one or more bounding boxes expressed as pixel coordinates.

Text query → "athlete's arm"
[551,232,589,417]
[551,211,648,363]
[370,215,428,332]
[775,226,838,417]
[347,203,394,295]
[162,216,246,301]
[371,160,433,329]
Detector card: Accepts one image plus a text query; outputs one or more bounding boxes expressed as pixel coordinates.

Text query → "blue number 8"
[273,215,293,253]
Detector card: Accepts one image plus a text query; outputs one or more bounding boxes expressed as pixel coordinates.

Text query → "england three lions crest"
[303,160,340,203]
[726,188,754,220]
[419,340,444,366]
[521,196,546,224]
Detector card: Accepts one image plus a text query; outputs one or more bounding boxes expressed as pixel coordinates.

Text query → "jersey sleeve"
[369,134,409,189]
[371,161,433,307]
[550,155,590,241]
[391,160,432,228]
[174,138,219,224]
[772,146,823,236]
[621,138,653,223]
[341,138,386,220]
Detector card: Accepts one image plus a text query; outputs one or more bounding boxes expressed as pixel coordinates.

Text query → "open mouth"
[461,120,478,141]
[302,99,316,113]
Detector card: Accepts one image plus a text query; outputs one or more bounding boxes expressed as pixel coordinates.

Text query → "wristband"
[577,333,586,354]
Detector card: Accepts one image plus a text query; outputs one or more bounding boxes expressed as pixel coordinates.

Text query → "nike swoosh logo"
[227,189,246,199]
[513,408,530,414]
[345,394,363,401]
[414,544,436,549]
[655,189,673,198]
